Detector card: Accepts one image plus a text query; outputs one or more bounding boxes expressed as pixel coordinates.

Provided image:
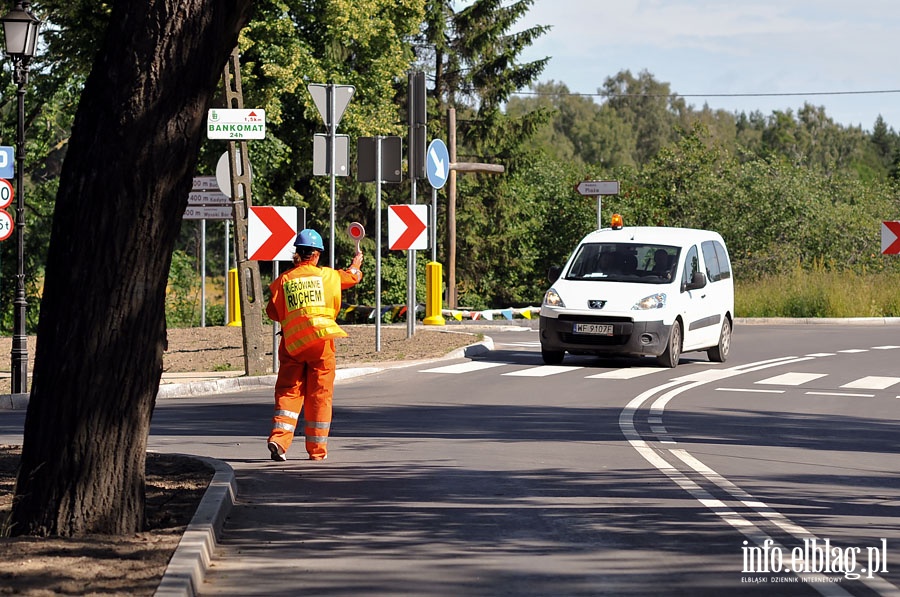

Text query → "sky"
[510,0,900,132]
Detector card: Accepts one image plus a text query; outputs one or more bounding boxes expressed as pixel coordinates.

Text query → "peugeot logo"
[588,299,606,309]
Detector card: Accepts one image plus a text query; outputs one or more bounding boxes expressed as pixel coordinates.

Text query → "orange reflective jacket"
[267,264,348,356]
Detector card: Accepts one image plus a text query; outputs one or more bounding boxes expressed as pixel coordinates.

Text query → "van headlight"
[543,288,565,307]
[632,293,666,310]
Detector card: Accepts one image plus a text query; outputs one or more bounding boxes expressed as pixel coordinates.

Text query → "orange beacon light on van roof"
[610,213,624,229]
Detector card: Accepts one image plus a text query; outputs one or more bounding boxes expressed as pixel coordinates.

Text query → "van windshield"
[565,242,680,284]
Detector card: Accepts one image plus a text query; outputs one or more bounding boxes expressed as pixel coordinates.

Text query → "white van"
[539,216,734,367]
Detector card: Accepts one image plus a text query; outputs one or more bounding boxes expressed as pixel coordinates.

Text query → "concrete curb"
[153,455,237,597]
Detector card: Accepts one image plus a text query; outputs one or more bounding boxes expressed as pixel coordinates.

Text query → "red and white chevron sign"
[388,204,428,250]
[248,206,298,261]
[882,221,900,255]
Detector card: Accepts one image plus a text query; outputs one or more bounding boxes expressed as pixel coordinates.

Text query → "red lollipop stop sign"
[347,221,365,252]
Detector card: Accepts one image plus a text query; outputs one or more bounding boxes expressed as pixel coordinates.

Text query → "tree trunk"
[10,0,253,537]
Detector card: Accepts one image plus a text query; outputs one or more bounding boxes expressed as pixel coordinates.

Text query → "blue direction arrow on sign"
[0,146,14,180]
[426,139,450,189]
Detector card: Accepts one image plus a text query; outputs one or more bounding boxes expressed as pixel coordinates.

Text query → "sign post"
[308,83,355,267]
[575,180,620,229]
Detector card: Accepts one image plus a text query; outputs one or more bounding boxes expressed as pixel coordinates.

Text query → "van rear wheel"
[707,318,732,362]
[541,347,565,365]
[657,321,682,368]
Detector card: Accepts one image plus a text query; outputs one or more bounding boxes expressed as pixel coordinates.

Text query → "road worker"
[266,228,363,461]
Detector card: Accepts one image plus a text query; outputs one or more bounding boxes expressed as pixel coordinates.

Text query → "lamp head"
[1,2,41,60]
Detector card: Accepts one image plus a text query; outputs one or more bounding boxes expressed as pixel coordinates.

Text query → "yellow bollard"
[423,261,446,326]
[227,268,242,326]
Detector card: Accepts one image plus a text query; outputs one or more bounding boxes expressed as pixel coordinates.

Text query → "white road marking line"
[621,354,899,596]
[585,368,661,379]
[715,387,785,394]
[838,348,868,353]
[805,352,835,357]
[806,391,875,398]
[841,376,900,390]
[503,365,580,377]
[872,345,900,350]
[419,361,505,374]
[495,341,540,348]
[755,372,828,386]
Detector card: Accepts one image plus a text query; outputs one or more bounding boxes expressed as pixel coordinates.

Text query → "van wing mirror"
[548,265,561,283]
[684,271,707,291]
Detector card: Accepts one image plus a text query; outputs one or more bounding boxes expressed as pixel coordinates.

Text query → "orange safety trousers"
[268,338,336,460]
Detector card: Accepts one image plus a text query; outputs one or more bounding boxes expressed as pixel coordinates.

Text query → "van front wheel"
[707,318,732,362]
[541,348,565,365]
[657,321,682,368]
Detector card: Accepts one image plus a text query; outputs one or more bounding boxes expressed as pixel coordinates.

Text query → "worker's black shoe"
[268,441,287,462]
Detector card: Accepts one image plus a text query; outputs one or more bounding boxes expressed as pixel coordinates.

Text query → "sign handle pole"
[597,196,602,230]
[375,136,383,352]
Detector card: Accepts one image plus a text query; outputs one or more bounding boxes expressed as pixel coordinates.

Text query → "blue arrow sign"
[0,146,14,180]
[426,139,450,189]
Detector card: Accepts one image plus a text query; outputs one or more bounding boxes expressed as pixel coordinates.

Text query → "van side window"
[714,241,731,280]
[702,240,721,282]
[682,245,699,288]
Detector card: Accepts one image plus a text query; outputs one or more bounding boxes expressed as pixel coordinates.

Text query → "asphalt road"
[3,322,899,596]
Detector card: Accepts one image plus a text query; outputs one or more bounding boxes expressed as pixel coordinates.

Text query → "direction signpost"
[575,180,620,229]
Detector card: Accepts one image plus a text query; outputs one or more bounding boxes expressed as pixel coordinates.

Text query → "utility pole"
[445,107,505,308]
[221,48,268,376]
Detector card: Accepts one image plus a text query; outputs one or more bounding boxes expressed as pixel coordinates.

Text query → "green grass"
[735,268,900,318]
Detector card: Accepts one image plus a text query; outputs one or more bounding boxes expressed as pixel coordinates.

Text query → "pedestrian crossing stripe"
[418,362,900,394]
[841,376,900,390]
[419,361,505,374]
[755,372,828,386]
[586,368,662,380]
[502,365,579,377]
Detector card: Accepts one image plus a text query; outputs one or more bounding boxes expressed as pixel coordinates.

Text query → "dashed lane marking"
[806,391,875,398]
[715,387,785,394]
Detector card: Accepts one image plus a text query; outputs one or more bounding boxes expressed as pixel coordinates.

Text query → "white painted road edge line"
[619,352,900,595]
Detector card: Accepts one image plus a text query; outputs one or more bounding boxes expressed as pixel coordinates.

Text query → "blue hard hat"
[294,228,324,251]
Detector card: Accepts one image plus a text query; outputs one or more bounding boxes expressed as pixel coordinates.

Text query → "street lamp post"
[1,1,40,394]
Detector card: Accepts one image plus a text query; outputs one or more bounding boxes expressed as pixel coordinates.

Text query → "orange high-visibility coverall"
[266,262,362,460]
